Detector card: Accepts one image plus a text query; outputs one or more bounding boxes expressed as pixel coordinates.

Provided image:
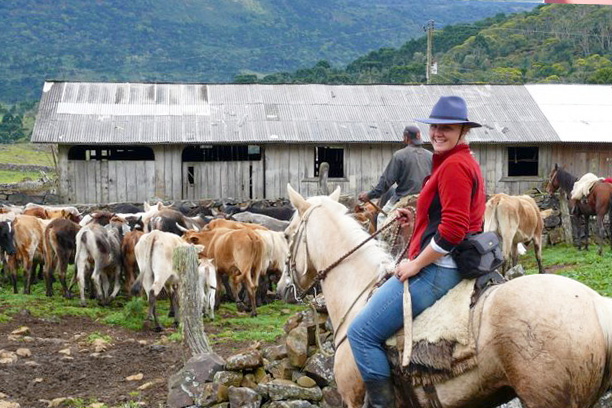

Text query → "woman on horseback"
[347,95,486,407]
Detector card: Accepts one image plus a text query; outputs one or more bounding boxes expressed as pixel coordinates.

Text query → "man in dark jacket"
[359,125,432,227]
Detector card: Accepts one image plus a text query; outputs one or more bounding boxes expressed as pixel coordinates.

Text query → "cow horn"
[176,223,190,232]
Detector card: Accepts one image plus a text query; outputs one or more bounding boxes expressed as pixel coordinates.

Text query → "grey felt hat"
[415,96,482,128]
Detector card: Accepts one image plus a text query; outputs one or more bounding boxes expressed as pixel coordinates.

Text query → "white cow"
[75,218,129,306]
[133,230,214,330]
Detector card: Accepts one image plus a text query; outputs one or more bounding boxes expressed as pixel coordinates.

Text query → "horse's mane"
[313,196,394,267]
[556,168,578,195]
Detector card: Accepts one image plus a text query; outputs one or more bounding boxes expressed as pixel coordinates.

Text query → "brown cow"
[121,229,144,296]
[1,215,46,293]
[182,227,265,316]
[484,193,552,275]
[43,218,81,297]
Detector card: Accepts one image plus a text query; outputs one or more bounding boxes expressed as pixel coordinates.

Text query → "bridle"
[286,204,402,300]
[284,203,414,351]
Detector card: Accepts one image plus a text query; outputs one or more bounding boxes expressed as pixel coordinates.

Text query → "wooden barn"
[31,81,612,204]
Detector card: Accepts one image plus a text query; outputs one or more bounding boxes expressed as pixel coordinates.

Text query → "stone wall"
[168,298,342,408]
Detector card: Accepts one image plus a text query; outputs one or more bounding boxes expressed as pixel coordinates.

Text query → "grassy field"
[0,169,44,183]
[0,142,56,183]
[0,142,55,167]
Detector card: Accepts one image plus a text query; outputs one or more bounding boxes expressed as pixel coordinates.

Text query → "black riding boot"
[363,378,395,408]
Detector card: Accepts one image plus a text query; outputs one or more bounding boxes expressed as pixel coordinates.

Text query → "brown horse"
[548,164,612,255]
[279,185,612,408]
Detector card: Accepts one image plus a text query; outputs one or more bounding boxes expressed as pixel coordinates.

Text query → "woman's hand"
[394,259,421,282]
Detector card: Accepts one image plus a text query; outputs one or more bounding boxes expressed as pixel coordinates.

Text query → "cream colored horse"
[278,184,612,408]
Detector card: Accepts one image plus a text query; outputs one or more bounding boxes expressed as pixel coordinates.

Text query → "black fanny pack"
[451,232,504,279]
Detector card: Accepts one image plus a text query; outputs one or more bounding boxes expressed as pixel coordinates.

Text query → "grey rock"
[225,350,263,370]
[286,326,308,368]
[228,386,262,408]
[199,383,229,407]
[167,352,226,408]
[303,352,334,387]
[214,370,244,387]
[263,344,287,361]
[262,401,317,408]
[258,379,323,402]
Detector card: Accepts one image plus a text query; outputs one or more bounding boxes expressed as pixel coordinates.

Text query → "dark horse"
[548,163,612,255]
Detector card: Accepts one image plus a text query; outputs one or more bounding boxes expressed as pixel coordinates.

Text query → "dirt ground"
[0,309,267,408]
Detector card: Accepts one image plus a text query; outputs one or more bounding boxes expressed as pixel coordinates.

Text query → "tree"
[588,68,612,84]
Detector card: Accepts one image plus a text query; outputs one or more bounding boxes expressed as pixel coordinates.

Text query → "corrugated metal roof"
[32,81,565,145]
[525,84,612,143]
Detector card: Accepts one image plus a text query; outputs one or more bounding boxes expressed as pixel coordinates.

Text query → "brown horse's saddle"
[384,272,504,386]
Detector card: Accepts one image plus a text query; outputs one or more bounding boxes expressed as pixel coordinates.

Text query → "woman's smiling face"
[429,123,465,153]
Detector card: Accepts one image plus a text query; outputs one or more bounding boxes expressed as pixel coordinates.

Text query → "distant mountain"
[253,4,612,85]
[0,0,535,103]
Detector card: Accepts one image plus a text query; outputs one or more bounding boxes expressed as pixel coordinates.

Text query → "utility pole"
[424,20,435,85]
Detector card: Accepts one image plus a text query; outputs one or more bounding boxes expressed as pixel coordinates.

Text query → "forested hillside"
[0,0,533,104]
[252,4,612,85]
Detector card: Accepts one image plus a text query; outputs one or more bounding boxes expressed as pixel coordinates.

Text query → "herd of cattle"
[0,190,554,331]
[0,200,298,331]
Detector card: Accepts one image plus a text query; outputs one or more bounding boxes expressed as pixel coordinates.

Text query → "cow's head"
[0,221,17,255]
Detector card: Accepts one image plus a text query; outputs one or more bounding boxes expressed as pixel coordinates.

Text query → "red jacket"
[408,144,486,260]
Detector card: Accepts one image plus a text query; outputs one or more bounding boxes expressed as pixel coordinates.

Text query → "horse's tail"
[593,296,612,397]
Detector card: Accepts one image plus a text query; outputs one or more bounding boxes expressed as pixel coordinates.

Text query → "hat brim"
[415,118,482,128]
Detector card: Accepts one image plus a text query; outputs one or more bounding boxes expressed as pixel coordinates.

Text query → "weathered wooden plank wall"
[264,143,399,198]
[182,160,264,200]
[58,143,612,204]
[551,144,612,179]
[471,144,552,196]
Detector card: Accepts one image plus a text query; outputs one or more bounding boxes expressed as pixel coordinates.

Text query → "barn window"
[187,166,195,185]
[507,146,539,177]
[314,146,344,178]
[182,145,262,162]
[68,145,155,161]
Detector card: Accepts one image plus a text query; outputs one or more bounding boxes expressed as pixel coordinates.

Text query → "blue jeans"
[347,264,463,381]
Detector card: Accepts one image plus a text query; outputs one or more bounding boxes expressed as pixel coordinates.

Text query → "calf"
[484,193,552,275]
[75,217,128,306]
[43,218,81,297]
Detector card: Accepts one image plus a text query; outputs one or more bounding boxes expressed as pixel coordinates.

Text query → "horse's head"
[547,163,560,195]
[277,184,343,302]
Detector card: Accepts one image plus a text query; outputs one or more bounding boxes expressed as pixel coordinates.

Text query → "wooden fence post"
[173,246,212,356]
[559,194,574,245]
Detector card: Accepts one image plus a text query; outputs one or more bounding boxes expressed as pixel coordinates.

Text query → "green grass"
[0,169,44,183]
[209,301,305,343]
[0,142,55,167]
[518,243,612,296]
[0,265,306,344]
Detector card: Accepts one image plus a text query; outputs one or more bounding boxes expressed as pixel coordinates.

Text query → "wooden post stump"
[174,245,212,355]
[559,194,574,245]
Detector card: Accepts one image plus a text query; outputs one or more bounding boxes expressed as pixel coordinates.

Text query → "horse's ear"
[287,184,310,215]
[329,186,341,202]
[554,163,558,170]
